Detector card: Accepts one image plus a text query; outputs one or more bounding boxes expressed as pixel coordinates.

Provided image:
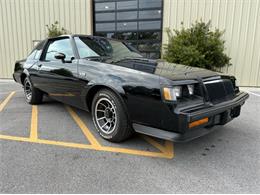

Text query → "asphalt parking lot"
[0,80,259,193]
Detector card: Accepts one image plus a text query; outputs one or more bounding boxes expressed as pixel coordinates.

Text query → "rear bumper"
[13,73,21,84]
[13,73,17,82]
[133,92,249,142]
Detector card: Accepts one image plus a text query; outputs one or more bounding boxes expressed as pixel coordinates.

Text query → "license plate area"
[210,105,241,126]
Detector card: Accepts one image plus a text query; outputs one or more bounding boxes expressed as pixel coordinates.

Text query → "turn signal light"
[163,87,180,101]
[189,117,209,128]
[163,88,171,100]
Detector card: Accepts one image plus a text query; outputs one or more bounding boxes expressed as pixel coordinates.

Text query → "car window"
[27,40,45,60]
[27,50,37,60]
[75,36,142,62]
[44,38,74,61]
[74,37,101,58]
[109,40,139,60]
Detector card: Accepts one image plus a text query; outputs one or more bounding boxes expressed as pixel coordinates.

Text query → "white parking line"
[247,91,260,97]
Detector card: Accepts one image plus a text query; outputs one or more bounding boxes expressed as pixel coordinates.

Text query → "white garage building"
[0,0,259,87]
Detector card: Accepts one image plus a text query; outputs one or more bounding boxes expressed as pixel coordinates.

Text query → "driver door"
[36,37,83,106]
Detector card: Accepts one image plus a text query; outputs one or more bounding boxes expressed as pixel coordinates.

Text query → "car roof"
[48,34,121,42]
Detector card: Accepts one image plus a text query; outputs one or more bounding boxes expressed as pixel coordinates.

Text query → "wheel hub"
[94,97,117,134]
[104,108,113,119]
[24,80,32,101]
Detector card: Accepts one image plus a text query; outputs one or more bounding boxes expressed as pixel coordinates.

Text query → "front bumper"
[133,92,249,142]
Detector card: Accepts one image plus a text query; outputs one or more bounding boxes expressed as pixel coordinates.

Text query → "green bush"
[163,21,231,71]
[46,21,68,38]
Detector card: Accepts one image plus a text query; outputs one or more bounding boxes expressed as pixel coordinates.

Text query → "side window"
[34,41,45,59]
[44,38,74,61]
[27,50,37,60]
[27,40,45,60]
[74,37,100,58]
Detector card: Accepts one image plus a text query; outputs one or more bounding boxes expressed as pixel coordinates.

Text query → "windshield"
[74,36,142,62]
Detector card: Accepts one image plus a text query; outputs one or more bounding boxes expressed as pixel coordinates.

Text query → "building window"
[93,0,163,59]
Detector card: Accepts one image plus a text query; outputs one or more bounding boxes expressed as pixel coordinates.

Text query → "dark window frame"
[27,40,47,60]
[40,37,76,62]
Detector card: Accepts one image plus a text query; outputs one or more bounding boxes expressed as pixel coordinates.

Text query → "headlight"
[163,86,182,101]
[173,86,182,97]
[187,84,194,95]
[163,84,195,101]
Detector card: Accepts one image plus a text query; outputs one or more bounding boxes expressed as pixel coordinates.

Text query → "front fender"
[81,76,127,111]
[88,75,126,95]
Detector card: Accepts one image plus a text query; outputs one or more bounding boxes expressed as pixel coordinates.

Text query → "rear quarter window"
[27,40,46,60]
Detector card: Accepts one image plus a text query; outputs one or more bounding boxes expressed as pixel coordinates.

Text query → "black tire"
[23,77,43,105]
[91,89,133,142]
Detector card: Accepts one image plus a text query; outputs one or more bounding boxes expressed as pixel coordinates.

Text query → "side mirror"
[54,52,66,62]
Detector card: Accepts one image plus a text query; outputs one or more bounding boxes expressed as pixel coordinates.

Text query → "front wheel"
[91,89,133,142]
[23,77,43,105]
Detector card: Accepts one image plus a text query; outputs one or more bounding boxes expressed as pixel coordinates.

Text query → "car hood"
[154,61,219,81]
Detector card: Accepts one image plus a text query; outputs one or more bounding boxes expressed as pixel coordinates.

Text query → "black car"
[13,35,249,142]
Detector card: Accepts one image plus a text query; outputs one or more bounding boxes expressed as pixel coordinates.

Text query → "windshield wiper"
[111,56,150,64]
[83,56,111,62]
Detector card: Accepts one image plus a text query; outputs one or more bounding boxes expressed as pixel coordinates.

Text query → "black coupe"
[13,35,249,142]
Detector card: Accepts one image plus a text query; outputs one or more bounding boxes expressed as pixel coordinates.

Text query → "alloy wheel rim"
[24,80,32,101]
[95,97,117,134]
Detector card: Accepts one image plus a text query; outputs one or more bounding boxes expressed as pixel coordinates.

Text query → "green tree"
[163,21,231,71]
[46,21,68,38]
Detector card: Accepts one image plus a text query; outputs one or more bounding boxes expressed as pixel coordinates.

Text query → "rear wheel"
[91,89,133,142]
[23,77,43,105]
